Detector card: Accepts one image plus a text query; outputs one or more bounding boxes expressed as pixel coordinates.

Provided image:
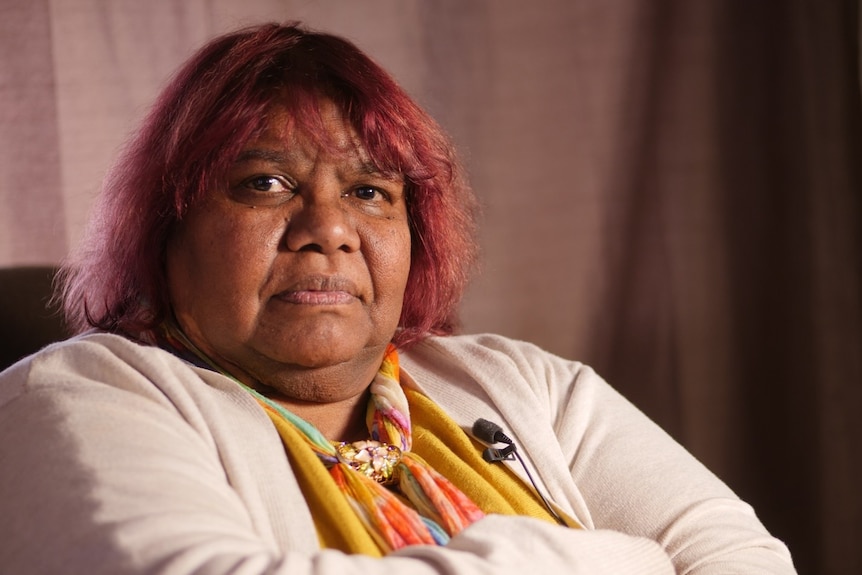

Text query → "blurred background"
[1,1,860,573]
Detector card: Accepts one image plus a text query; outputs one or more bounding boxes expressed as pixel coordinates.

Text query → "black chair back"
[0,266,68,370]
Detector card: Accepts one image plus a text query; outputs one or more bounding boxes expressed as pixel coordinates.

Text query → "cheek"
[168,210,279,318]
[373,225,412,301]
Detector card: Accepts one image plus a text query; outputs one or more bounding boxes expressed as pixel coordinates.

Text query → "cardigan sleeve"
[0,334,671,575]
[415,333,797,575]
[557,363,796,574]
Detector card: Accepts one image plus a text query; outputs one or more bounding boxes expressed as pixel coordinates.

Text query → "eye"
[349,186,386,201]
[244,175,290,193]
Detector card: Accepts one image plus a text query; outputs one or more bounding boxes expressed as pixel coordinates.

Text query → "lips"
[273,275,360,305]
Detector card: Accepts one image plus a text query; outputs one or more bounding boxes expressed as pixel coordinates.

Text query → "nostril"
[283,206,360,254]
[297,242,325,253]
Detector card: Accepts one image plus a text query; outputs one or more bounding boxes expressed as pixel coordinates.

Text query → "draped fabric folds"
[1,1,859,574]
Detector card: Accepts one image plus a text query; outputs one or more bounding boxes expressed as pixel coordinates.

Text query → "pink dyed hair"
[58,22,478,348]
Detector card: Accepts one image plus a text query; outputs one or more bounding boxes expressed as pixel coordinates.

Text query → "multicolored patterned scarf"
[158,323,485,552]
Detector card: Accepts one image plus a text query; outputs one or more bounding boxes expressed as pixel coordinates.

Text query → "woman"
[0,23,795,574]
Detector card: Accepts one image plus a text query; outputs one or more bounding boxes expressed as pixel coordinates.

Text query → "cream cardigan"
[0,332,796,574]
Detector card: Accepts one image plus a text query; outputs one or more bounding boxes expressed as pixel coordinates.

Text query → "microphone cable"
[472,418,568,526]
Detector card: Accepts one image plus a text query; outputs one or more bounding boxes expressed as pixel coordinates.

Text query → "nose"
[283,195,360,254]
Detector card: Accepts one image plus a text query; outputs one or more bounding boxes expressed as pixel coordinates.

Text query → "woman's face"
[166,101,411,402]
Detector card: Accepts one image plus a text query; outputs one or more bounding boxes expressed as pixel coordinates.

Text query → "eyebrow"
[234,147,402,182]
[235,149,288,164]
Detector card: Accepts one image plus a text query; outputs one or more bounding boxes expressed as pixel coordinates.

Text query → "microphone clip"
[482,443,517,462]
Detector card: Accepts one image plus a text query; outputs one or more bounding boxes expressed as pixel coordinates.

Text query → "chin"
[265,320,392,362]
[257,337,370,369]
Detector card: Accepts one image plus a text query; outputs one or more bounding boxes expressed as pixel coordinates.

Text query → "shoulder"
[399,333,608,427]
[3,331,179,377]
[3,331,179,389]
[0,330,274,485]
[401,332,600,396]
[0,331,244,419]
[402,332,580,374]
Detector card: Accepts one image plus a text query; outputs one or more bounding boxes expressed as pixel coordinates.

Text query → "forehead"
[230,96,407,184]
[250,99,365,159]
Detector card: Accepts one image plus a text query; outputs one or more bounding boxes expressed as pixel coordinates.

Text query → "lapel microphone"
[472,418,568,526]
[472,418,517,462]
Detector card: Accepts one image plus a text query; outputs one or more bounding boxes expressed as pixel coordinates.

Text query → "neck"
[158,320,386,442]
[263,386,372,442]
[232,347,385,442]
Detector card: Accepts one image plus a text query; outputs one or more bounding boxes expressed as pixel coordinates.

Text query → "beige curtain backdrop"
[1,1,860,573]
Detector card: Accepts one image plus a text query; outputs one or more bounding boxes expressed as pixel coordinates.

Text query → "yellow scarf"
[268,385,575,556]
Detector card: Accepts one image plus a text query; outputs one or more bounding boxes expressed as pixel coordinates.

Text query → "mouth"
[273,275,360,306]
